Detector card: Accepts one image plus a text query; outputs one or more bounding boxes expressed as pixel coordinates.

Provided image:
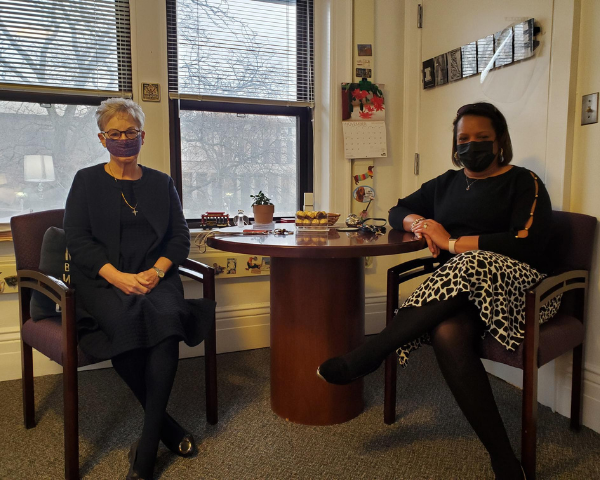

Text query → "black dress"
[64,164,214,360]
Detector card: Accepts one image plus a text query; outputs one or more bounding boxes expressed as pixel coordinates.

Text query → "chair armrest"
[527,269,588,308]
[179,259,216,301]
[389,256,441,286]
[17,269,73,306]
[16,270,77,354]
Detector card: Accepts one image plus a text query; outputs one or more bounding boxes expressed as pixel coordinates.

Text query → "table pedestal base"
[270,256,365,425]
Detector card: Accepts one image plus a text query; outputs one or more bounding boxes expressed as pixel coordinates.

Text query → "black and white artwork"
[422,58,435,89]
[447,48,462,82]
[514,19,535,61]
[477,35,494,73]
[421,18,537,89]
[461,42,477,77]
[494,28,513,67]
[434,54,448,86]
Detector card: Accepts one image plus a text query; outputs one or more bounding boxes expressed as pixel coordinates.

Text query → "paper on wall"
[342,121,387,159]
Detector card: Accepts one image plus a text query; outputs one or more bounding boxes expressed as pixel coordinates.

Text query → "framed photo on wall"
[434,54,448,86]
[447,48,462,82]
[141,83,161,102]
[422,58,435,89]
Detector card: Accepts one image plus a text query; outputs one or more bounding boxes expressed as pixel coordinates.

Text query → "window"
[167,0,314,219]
[0,0,132,223]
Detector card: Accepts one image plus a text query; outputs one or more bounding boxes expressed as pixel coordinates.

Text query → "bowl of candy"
[295,211,329,233]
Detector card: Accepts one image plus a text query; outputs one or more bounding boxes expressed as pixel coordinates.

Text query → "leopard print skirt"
[395,250,562,367]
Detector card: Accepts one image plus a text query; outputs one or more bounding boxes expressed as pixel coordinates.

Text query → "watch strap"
[448,238,458,255]
[152,266,165,278]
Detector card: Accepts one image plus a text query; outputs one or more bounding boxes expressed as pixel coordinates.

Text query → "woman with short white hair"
[64,98,215,479]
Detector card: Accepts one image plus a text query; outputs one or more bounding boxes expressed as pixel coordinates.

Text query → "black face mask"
[456,141,496,172]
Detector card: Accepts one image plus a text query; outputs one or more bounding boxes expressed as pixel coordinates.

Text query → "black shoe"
[163,433,196,458]
[316,356,381,385]
[126,440,149,480]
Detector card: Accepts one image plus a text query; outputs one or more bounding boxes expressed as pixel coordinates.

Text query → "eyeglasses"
[101,128,141,140]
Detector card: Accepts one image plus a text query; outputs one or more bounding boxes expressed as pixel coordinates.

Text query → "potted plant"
[250,191,275,224]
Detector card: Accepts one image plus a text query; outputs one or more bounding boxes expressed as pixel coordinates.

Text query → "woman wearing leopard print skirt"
[318,103,557,480]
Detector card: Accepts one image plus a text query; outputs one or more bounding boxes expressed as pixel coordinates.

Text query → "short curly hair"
[95,98,145,131]
[451,102,513,166]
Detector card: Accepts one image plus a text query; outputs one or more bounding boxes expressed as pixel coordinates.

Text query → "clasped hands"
[113,268,160,295]
[412,219,451,258]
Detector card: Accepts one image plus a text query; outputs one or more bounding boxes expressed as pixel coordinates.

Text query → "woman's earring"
[500,148,504,164]
[454,152,458,161]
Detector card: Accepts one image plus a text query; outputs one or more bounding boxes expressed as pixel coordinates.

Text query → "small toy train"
[200,212,230,228]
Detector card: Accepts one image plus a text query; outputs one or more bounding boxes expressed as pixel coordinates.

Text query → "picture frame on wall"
[494,28,513,67]
[514,19,535,61]
[447,48,462,82]
[434,54,448,86]
[461,42,478,77]
[422,58,435,89]
[477,35,494,73]
[141,83,161,102]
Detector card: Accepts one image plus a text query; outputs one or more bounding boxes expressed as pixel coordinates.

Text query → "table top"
[205,224,426,258]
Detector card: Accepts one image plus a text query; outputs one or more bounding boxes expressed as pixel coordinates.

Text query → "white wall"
[565,0,600,433]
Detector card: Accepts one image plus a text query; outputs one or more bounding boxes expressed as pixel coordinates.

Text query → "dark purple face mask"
[105,136,142,158]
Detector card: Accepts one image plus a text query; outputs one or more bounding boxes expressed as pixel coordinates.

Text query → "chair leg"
[205,320,218,425]
[63,361,79,480]
[570,343,583,431]
[384,353,397,425]
[21,341,36,429]
[521,361,538,480]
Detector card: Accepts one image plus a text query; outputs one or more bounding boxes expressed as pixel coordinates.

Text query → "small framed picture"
[357,44,372,56]
[422,58,435,89]
[356,68,372,79]
[447,48,462,82]
[141,83,160,102]
[434,54,448,86]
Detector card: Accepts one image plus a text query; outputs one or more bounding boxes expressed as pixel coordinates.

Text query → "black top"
[388,166,552,272]
[63,163,214,360]
[118,180,158,273]
[64,163,190,286]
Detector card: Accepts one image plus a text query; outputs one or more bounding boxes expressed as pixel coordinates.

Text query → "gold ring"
[423,223,428,229]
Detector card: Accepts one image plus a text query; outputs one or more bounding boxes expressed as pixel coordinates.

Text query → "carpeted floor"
[0,347,599,479]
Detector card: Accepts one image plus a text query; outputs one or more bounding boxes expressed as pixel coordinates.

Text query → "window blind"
[167,0,313,107]
[0,0,132,96]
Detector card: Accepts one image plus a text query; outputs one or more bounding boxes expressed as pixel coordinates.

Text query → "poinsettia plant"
[343,80,385,120]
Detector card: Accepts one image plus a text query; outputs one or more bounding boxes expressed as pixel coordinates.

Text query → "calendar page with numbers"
[342,121,388,159]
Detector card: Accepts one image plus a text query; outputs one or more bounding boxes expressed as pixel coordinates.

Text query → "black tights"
[112,337,183,478]
[340,294,522,480]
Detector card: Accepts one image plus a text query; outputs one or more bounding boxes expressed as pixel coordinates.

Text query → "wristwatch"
[448,238,458,255]
[152,266,165,279]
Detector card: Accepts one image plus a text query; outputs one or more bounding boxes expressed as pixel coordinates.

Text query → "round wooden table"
[208,225,425,425]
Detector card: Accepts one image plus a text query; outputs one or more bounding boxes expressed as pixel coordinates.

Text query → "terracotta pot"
[253,204,275,224]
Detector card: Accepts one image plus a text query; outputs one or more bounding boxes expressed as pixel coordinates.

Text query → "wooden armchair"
[383,211,597,480]
[10,209,217,480]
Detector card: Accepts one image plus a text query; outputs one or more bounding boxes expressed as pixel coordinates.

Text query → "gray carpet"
[1,347,599,479]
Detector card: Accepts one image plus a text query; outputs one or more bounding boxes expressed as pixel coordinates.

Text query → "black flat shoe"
[316,357,381,385]
[126,440,149,480]
[163,433,196,458]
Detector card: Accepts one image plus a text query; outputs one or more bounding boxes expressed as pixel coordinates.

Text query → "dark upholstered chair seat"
[21,318,98,368]
[478,313,585,369]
